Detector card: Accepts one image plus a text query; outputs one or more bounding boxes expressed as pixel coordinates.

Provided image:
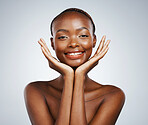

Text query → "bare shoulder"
[85,79,125,104]
[24,81,42,90]
[24,79,61,105]
[87,84,126,125]
[92,84,125,103]
[24,81,47,96]
[24,81,55,124]
[101,85,125,102]
[24,80,51,89]
[24,79,57,95]
[24,81,48,106]
[24,80,54,106]
[95,84,126,111]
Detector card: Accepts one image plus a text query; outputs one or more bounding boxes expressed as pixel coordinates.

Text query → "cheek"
[81,39,93,51]
[81,41,93,60]
[54,41,67,52]
[54,41,68,61]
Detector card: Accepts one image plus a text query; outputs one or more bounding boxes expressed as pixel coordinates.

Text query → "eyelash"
[57,35,89,40]
[58,36,68,39]
[79,35,89,38]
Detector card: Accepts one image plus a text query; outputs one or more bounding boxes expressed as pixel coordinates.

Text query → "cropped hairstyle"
[50,8,96,36]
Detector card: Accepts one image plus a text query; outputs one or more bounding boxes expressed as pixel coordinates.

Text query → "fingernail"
[107,40,110,44]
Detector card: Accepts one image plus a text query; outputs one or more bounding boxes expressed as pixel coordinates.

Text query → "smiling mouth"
[64,51,85,60]
[65,52,84,55]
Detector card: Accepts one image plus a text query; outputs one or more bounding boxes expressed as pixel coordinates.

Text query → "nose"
[68,37,79,48]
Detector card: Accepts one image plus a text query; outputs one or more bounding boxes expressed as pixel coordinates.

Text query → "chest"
[45,93,104,123]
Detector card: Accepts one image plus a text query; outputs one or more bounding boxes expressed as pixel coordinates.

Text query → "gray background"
[0,0,148,124]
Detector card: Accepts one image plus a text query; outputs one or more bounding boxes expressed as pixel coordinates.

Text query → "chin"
[64,59,86,68]
[69,63,82,68]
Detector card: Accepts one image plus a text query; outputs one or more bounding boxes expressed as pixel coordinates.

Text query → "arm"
[70,36,110,125]
[55,74,74,125]
[25,78,74,125]
[39,38,74,125]
[24,38,74,125]
[70,72,87,125]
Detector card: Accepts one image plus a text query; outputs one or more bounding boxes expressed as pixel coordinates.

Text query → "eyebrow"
[56,29,69,33]
[76,27,89,31]
[56,27,89,33]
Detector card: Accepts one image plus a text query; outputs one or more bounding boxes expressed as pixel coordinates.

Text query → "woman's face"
[51,12,96,68]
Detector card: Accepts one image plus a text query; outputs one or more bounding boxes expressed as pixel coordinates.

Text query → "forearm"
[55,74,74,125]
[70,73,87,125]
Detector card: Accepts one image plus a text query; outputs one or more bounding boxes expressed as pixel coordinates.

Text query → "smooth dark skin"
[24,12,125,125]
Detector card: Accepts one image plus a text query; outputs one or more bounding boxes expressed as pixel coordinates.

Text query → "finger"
[41,46,59,64]
[40,38,50,52]
[98,46,109,59]
[38,40,44,47]
[38,38,50,54]
[40,43,51,56]
[100,40,110,53]
[95,35,106,55]
[41,46,50,60]
[38,40,51,56]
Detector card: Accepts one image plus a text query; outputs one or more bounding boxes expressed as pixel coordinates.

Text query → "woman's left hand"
[75,35,110,75]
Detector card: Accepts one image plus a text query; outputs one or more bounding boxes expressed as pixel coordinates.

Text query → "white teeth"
[67,52,83,55]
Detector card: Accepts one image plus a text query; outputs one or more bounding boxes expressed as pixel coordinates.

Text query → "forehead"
[52,12,93,34]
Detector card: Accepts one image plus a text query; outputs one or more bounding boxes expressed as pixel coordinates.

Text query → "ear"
[93,34,97,48]
[50,37,55,50]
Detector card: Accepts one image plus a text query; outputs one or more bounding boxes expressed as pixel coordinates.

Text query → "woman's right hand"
[38,38,74,76]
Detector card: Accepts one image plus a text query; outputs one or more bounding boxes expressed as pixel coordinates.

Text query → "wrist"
[63,71,74,82]
[75,68,85,76]
[62,67,74,77]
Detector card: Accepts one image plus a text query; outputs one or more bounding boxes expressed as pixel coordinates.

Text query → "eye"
[58,36,68,39]
[79,35,89,38]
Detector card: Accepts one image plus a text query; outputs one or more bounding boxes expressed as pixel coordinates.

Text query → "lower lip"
[65,53,84,60]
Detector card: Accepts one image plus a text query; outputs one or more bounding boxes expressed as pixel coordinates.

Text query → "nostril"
[68,42,79,48]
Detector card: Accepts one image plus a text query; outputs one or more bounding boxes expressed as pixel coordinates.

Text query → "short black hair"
[50,8,96,36]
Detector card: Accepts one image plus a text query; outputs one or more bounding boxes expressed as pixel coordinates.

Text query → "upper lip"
[64,50,85,54]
